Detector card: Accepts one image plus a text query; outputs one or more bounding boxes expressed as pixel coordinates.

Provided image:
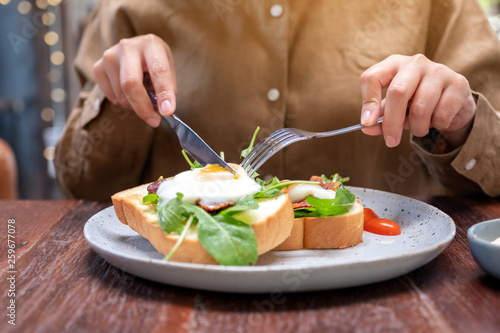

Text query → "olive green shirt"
[55,0,500,200]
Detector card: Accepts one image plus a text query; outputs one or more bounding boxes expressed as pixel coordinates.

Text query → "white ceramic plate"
[84,187,455,293]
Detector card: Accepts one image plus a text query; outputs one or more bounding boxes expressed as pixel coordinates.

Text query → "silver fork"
[241,117,383,176]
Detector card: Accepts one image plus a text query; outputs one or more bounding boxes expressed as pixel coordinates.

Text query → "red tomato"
[364,218,401,236]
[363,208,379,223]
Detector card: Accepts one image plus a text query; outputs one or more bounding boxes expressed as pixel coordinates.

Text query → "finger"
[143,36,177,116]
[431,86,465,131]
[101,49,132,109]
[407,77,443,137]
[94,59,119,105]
[165,47,178,94]
[118,50,160,127]
[362,98,385,136]
[359,56,400,126]
[440,75,475,132]
[383,68,423,147]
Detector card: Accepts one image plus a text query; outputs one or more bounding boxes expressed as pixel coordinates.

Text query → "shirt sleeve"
[409,0,500,197]
[410,93,500,197]
[54,3,154,200]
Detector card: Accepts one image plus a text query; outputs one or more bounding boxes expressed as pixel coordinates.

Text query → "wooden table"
[1,197,499,333]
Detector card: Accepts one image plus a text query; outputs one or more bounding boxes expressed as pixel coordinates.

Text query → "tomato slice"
[364,218,401,236]
[363,208,378,223]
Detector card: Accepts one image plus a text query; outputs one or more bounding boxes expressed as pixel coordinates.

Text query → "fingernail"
[384,135,397,147]
[361,110,371,125]
[146,117,160,127]
[160,100,172,116]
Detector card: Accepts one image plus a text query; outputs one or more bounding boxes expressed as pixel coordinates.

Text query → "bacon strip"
[292,199,311,209]
[147,178,167,194]
[196,200,235,212]
[309,175,340,191]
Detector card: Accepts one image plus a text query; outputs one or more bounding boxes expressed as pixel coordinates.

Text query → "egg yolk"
[200,164,238,179]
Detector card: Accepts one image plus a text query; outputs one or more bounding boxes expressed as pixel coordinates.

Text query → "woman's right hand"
[93,34,177,127]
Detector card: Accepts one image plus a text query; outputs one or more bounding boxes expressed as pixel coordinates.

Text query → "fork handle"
[313,116,384,138]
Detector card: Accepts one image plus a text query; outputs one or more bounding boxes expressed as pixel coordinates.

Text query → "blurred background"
[0,0,499,200]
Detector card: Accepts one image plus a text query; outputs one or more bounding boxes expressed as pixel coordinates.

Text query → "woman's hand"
[93,34,177,127]
[360,54,476,149]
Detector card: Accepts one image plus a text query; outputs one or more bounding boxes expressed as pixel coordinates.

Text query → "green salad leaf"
[142,193,159,205]
[255,177,320,198]
[219,195,259,216]
[294,187,356,218]
[157,193,189,235]
[240,127,260,159]
[182,149,203,169]
[197,214,258,266]
[321,173,350,184]
[164,215,194,261]
[156,193,259,265]
[181,201,258,266]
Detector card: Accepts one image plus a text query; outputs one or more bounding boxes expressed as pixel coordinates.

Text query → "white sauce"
[287,184,336,202]
[492,237,500,245]
[157,164,261,204]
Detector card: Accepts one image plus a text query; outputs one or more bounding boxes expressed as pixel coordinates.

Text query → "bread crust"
[111,183,294,265]
[273,202,364,250]
[273,218,304,250]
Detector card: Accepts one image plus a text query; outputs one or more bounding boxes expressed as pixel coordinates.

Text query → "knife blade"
[143,73,235,173]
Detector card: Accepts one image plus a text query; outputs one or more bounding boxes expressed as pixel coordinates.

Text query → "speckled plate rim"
[84,187,456,292]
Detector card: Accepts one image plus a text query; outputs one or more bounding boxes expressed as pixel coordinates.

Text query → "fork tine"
[241,129,289,168]
[246,135,300,175]
[242,130,292,169]
[243,117,384,176]
[243,131,297,174]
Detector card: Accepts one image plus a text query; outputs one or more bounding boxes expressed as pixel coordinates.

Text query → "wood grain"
[0,197,499,333]
[0,200,78,271]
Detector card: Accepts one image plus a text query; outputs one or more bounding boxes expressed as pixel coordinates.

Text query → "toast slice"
[274,201,364,250]
[112,183,294,264]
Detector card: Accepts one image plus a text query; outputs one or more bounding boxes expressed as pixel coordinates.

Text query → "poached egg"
[157,163,261,204]
[287,184,336,202]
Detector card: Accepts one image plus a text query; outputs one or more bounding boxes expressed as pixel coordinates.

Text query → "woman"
[55,0,500,199]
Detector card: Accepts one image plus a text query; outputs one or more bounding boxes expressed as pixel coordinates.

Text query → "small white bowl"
[467,218,500,279]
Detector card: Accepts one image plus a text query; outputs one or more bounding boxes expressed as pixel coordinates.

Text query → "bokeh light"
[17,1,31,14]
[48,0,62,6]
[51,88,65,103]
[50,51,65,65]
[43,146,55,160]
[44,31,59,46]
[41,107,55,122]
[42,12,56,26]
[36,0,49,9]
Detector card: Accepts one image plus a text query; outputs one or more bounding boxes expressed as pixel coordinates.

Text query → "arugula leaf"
[142,193,159,205]
[304,187,355,217]
[321,173,350,184]
[157,193,188,235]
[240,127,260,159]
[164,215,194,261]
[255,178,320,198]
[182,149,203,169]
[293,208,317,218]
[179,203,258,266]
[219,195,259,216]
[198,214,258,266]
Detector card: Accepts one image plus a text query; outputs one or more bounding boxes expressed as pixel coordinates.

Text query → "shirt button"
[267,88,280,102]
[94,98,101,111]
[270,4,284,17]
[465,158,476,171]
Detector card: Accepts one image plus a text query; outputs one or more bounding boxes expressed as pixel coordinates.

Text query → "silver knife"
[143,74,235,173]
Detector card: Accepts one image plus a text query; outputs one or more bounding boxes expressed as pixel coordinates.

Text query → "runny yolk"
[199,164,239,179]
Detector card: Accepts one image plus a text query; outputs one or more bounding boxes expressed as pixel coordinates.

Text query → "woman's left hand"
[359,54,476,148]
